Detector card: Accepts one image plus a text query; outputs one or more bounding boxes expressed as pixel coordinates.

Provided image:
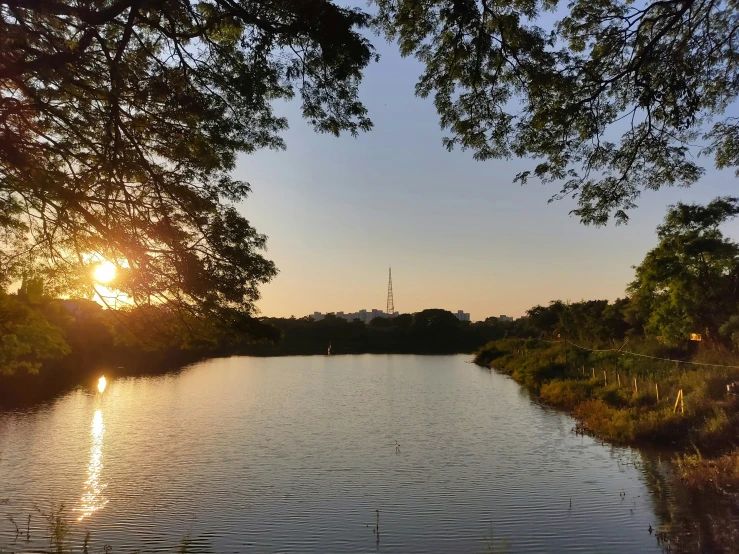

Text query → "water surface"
[1,355,680,552]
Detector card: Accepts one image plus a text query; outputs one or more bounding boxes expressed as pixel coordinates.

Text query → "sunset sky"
[237,33,739,322]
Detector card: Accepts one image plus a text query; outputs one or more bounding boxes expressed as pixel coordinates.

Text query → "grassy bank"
[474,338,739,494]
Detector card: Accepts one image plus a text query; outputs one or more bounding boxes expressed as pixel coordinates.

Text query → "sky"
[235,32,739,322]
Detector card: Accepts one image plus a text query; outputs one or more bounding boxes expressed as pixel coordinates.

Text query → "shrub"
[677,449,739,493]
[540,380,592,410]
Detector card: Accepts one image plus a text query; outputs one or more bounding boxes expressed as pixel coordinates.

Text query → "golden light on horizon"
[93,261,116,284]
[98,376,107,393]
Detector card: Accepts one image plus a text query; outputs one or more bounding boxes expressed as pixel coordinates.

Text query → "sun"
[93,261,116,284]
[97,376,107,393]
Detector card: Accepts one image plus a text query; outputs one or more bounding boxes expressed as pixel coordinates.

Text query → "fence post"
[634,378,638,394]
[674,389,683,413]
[680,389,684,414]
[603,370,607,386]
[592,367,595,379]
[656,383,659,402]
[617,374,621,388]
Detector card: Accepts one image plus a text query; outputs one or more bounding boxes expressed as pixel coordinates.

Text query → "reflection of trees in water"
[639,452,739,553]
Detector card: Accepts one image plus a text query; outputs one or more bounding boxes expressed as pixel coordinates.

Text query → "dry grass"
[475,338,739,478]
[676,449,739,494]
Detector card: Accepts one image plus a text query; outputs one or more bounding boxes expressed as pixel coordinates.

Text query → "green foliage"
[475,336,739,453]
[1,0,377,320]
[373,0,739,224]
[525,301,566,336]
[35,503,71,554]
[497,199,739,351]
[250,309,530,355]
[0,283,281,379]
[628,197,739,347]
[0,289,69,375]
[540,380,593,410]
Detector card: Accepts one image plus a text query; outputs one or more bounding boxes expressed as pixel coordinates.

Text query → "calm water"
[0,355,684,553]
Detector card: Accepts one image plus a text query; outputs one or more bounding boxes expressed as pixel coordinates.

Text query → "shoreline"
[474,337,739,552]
[0,349,477,410]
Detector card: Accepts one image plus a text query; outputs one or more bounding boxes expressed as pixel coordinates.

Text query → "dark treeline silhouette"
[0,289,527,406]
[246,310,526,356]
[0,286,280,406]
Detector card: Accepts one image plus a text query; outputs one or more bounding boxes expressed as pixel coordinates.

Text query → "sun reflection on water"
[75,409,108,521]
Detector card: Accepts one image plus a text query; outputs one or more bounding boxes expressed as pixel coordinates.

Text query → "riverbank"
[474,338,739,550]
[0,304,509,409]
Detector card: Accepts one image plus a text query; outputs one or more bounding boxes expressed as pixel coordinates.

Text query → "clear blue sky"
[234,29,739,322]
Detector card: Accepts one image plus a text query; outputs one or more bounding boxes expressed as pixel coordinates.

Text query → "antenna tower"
[386,267,395,315]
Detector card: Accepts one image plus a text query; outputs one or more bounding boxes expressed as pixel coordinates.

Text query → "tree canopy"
[1,0,376,322]
[0,287,69,375]
[628,196,739,346]
[4,0,739,336]
[374,0,739,224]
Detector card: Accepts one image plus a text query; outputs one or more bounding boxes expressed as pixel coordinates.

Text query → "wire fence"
[537,336,739,370]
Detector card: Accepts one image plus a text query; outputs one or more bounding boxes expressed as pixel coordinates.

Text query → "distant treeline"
[243,310,528,356]
[0,286,529,405]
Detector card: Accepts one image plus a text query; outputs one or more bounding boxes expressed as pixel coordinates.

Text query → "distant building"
[310,309,399,322]
[455,310,471,322]
[498,315,513,322]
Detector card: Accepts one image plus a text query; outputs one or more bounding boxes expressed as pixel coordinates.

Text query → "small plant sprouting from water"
[8,515,19,542]
[4,503,196,554]
[34,503,71,553]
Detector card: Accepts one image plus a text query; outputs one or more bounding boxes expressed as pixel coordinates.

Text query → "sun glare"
[93,261,116,284]
[98,376,107,393]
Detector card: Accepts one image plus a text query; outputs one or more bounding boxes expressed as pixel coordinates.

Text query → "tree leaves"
[628,197,739,346]
[375,0,739,224]
[0,0,376,325]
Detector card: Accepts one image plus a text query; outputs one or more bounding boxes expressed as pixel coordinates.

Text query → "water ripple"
[1,355,677,553]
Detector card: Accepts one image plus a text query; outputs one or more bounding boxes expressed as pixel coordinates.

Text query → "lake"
[0,355,693,553]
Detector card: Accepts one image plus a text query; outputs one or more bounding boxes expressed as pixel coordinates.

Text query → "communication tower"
[386,267,395,315]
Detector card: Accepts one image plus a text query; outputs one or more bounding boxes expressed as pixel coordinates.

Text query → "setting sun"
[93,261,116,284]
[97,376,107,393]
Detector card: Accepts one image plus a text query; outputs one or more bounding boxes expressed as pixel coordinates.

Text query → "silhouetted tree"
[374,0,738,224]
[526,301,566,336]
[369,316,392,328]
[1,0,375,327]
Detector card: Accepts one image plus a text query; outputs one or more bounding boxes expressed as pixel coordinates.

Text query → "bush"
[677,449,739,493]
[575,400,635,442]
[540,380,592,410]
